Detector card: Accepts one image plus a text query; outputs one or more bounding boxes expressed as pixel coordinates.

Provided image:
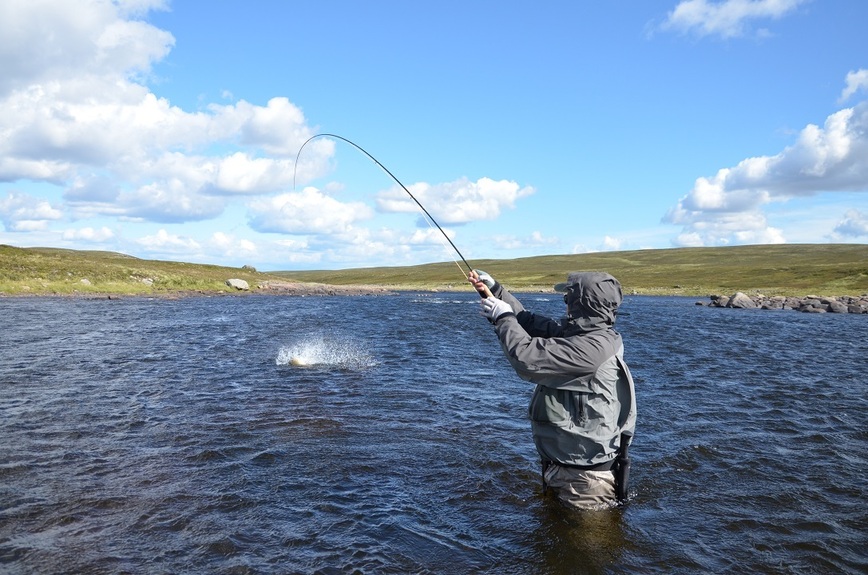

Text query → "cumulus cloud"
[0,191,63,231]
[209,232,258,262]
[61,226,115,242]
[0,0,327,225]
[376,177,535,225]
[0,0,173,97]
[247,187,375,235]
[136,228,201,254]
[602,236,622,251]
[840,69,868,103]
[0,1,542,268]
[405,227,455,245]
[661,0,809,38]
[664,100,868,246]
[832,209,868,238]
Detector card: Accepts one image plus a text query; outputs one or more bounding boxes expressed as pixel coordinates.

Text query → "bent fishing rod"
[293,133,492,298]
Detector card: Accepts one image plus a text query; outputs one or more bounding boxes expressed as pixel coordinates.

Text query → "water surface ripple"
[0,294,865,574]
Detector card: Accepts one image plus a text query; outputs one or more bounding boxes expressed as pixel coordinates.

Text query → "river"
[0,293,864,574]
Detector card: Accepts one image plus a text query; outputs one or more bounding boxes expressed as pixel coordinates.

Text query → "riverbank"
[0,280,399,299]
[2,243,866,299]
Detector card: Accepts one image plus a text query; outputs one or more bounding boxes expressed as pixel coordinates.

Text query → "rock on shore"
[225,278,250,290]
[701,292,868,314]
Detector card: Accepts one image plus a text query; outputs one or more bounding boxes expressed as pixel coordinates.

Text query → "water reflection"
[532,494,627,575]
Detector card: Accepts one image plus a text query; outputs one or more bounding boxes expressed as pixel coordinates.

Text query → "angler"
[470,270,637,509]
[296,134,636,507]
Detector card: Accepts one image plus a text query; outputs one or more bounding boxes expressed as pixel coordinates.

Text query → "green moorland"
[0,245,275,296]
[1,243,866,297]
[273,244,868,296]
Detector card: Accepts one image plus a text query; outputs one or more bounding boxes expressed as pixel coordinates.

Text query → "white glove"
[473,269,497,290]
[480,296,513,322]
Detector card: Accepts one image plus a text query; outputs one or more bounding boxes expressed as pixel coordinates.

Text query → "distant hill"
[1,243,866,297]
[273,244,868,296]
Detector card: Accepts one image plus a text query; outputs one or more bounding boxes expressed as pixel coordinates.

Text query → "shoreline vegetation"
[1,243,866,302]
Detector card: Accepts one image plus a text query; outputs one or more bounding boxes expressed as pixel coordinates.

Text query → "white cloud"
[0,84,320,214]
[376,177,535,225]
[212,152,298,195]
[286,226,407,267]
[602,236,622,251]
[0,1,544,268]
[61,226,115,242]
[664,99,868,246]
[274,237,311,250]
[672,232,704,248]
[211,97,316,158]
[571,243,600,254]
[122,180,226,223]
[661,0,809,39]
[668,205,787,246]
[840,69,868,103]
[209,232,258,261]
[406,227,455,245]
[136,228,201,253]
[267,224,467,269]
[493,231,558,250]
[0,191,64,231]
[0,0,173,97]
[832,209,868,238]
[247,187,374,234]
[0,1,327,225]
[569,236,629,253]
[733,226,786,244]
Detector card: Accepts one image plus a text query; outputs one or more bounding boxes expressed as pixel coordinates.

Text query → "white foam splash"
[276,336,376,369]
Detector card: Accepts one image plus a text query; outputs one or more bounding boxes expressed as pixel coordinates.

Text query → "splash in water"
[276,336,376,369]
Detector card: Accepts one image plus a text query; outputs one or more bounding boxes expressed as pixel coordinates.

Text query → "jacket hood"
[556,271,622,334]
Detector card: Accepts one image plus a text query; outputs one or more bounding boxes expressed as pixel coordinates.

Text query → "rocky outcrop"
[701,293,868,314]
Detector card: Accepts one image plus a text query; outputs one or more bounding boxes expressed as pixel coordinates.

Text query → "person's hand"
[480,296,513,322]
[468,270,493,298]
[473,269,496,290]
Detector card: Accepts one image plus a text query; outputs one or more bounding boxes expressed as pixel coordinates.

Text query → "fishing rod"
[293,133,492,297]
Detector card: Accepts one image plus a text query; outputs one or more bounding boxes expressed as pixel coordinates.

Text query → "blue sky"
[1,0,866,271]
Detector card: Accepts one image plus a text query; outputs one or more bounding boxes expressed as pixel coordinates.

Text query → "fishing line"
[293,133,472,277]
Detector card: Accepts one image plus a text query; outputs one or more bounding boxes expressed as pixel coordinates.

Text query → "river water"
[0,293,865,574]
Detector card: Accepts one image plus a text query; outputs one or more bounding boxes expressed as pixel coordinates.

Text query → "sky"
[1,0,866,271]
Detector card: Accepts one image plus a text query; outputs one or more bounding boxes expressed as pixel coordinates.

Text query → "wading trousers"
[543,463,617,509]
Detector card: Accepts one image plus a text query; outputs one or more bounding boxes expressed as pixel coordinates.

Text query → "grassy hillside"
[273,244,868,296]
[0,245,275,296]
[1,243,866,297]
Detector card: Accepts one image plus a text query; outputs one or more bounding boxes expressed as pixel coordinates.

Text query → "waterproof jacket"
[488,273,636,468]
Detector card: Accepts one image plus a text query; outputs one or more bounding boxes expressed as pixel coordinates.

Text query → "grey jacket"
[489,274,637,468]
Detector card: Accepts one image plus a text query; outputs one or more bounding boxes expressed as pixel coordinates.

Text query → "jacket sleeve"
[492,315,619,388]
[492,284,563,338]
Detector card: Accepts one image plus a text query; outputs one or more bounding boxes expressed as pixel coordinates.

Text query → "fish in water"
[290,357,310,367]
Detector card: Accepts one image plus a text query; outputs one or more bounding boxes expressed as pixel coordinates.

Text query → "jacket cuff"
[493,311,516,324]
